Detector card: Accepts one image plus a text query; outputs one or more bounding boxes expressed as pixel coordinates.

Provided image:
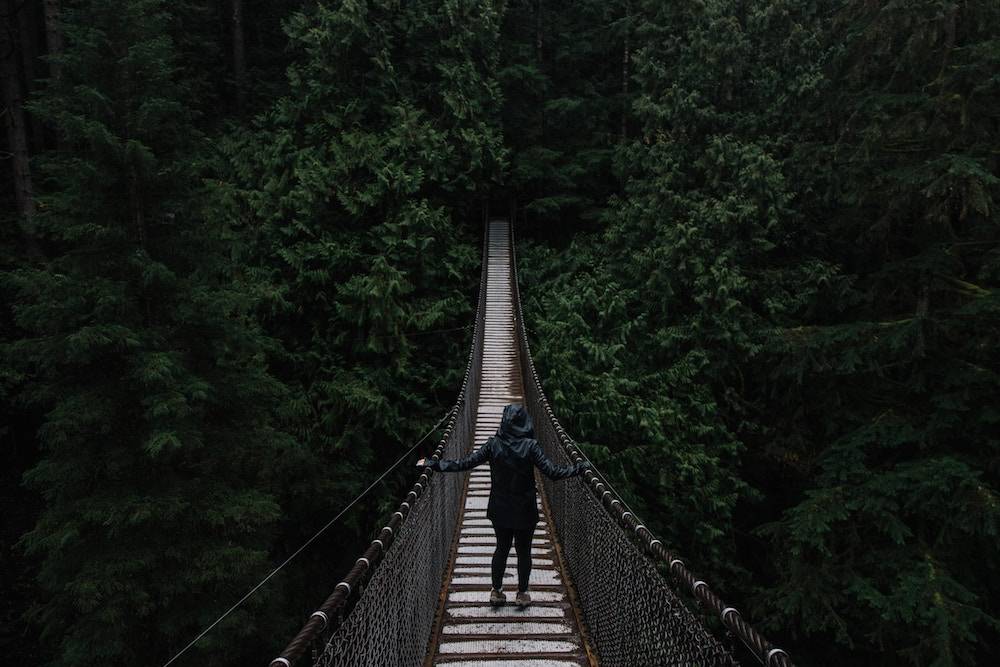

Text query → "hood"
[496,403,534,442]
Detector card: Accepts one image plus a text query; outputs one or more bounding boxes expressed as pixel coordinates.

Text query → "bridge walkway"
[427,220,592,666]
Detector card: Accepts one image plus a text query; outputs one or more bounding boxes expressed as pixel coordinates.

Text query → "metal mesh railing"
[312,453,460,667]
[268,218,488,667]
[508,219,794,667]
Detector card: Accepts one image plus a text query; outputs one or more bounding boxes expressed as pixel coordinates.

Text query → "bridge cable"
[161,406,455,667]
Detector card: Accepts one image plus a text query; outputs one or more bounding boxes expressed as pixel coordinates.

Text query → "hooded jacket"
[427,404,587,529]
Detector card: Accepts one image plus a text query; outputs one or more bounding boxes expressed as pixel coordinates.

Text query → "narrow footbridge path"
[429,221,590,665]
[269,219,793,667]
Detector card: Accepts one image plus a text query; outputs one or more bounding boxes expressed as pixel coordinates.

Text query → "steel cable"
[162,408,454,667]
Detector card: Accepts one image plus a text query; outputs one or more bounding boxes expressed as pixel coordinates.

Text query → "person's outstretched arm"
[529,441,590,480]
[417,439,492,472]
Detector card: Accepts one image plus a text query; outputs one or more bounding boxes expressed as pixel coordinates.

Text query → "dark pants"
[491,523,534,592]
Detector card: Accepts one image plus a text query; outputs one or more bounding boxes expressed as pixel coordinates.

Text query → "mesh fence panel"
[314,438,465,667]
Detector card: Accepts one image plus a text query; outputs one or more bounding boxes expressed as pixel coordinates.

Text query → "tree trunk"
[15,0,45,148]
[621,2,630,143]
[43,0,63,81]
[15,1,36,88]
[231,0,246,112]
[534,0,544,144]
[2,0,42,256]
[534,0,543,60]
[127,161,147,254]
[2,4,36,219]
[914,278,930,358]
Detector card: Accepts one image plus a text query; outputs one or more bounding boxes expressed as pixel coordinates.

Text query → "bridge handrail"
[268,217,489,667]
[507,219,794,667]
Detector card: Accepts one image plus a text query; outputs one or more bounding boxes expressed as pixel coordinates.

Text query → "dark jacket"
[427,404,588,529]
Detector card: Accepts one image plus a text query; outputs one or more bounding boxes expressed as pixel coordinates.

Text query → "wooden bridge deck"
[427,220,592,666]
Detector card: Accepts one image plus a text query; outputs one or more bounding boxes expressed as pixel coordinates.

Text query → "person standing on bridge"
[417,403,589,608]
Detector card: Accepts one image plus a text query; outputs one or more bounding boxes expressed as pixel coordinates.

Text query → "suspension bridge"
[267,219,793,667]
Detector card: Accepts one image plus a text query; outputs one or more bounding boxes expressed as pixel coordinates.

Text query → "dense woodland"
[2,1,998,666]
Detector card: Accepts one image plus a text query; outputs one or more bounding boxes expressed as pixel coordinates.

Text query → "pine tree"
[499,0,628,230]
[516,1,1000,663]
[4,1,298,663]
[219,0,507,612]
[756,3,1000,663]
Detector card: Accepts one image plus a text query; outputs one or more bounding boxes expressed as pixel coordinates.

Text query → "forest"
[2,1,998,666]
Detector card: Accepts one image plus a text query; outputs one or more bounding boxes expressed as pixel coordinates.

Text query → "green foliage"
[520,1,1000,664]
[499,0,630,227]
[217,0,507,650]
[751,5,1000,663]
[4,1,998,665]
[4,1,300,664]
[519,237,748,571]
[222,0,504,492]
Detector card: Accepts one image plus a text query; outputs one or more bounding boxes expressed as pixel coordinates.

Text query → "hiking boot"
[490,588,506,607]
[515,591,531,608]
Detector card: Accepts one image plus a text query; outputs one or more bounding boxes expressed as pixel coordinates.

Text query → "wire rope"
[162,406,455,667]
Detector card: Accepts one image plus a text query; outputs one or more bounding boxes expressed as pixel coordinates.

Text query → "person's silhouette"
[417,403,589,607]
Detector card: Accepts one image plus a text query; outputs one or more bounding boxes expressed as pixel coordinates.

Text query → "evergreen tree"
[517,1,1000,663]
[219,0,507,617]
[757,3,1000,663]
[3,0,997,664]
[4,1,298,663]
[499,0,628,231]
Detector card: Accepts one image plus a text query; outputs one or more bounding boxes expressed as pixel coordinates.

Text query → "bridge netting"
[268,218,793,667]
